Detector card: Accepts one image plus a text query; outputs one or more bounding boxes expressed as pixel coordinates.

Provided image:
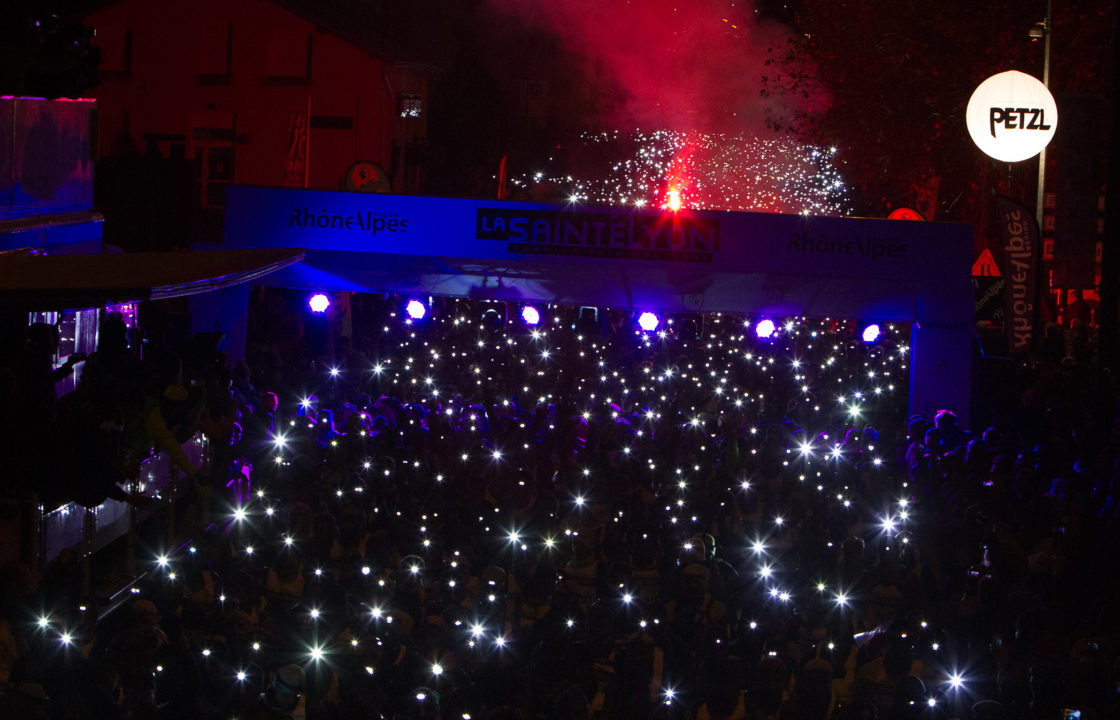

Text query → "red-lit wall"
[83,0,419,198]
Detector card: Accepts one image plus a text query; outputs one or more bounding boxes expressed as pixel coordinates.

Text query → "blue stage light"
[405,299,427,320]
[308,293,330,313]
[521,306,541,326]
[638,312,660,332]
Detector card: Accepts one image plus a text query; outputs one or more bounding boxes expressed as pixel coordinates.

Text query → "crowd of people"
[1,292,1119,720]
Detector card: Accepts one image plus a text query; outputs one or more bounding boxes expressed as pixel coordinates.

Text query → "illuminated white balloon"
[966,70,1057,162]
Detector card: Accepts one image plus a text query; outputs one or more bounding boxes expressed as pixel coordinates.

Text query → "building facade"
[83,0,427,212]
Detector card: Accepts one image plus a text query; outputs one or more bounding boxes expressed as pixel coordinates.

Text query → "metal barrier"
[0,433,210,591]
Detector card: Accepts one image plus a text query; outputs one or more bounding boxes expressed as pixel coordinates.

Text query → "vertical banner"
[283,101,309,187]
[995,195,1039,354]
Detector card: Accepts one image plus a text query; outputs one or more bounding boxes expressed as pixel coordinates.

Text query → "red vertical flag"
[497,154,509,200]
[283,99,309,188]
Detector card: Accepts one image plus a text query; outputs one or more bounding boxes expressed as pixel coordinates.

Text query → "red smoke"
[489,0,821,133]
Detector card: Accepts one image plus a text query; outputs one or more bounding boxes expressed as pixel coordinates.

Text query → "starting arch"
[220,186,973,424]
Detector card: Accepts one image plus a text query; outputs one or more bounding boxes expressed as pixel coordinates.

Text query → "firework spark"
[514,130,848,215]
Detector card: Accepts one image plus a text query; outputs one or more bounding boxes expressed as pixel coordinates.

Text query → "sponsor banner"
[994,195,1039,354]
[226,185,975,425]
[226,186,967,283]
[966,70,1057,163]
[475,206,719,262]
[974,276,1004,324]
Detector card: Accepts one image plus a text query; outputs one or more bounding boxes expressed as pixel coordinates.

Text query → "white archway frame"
[221,187,974,424]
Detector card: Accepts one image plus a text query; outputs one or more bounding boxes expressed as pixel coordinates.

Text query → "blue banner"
[225,185,975,423]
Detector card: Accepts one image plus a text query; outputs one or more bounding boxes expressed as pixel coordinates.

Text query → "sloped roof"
[272,0,438,64]
[73,0,445,65]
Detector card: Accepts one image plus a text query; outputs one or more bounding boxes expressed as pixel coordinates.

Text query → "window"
[399,94,422,118]
[190,111,236,208]
[95,26,132,75]
[198,21,232,83]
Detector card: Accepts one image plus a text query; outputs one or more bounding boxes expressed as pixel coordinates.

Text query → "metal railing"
[0,433,210,593]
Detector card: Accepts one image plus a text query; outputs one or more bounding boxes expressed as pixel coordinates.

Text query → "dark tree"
[0,1,99,98]
[787,0,1114,221]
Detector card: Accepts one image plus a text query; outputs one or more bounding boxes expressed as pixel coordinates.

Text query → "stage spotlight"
[638,312,660,332]
[308,293,330,313]
[862,323,882,343]
[405,299,427,320]
[521,306,541,326]
[755,319,776,339]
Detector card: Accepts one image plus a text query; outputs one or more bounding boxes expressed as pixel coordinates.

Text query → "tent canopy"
[262,248,919,322]
[0,247,305,310]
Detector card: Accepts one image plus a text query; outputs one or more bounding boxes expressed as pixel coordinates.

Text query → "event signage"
[225,185,974,424]
[966,70,1057,162]
[257,190,930,277]
[475,207,720,262]
[995,195,1039,353]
